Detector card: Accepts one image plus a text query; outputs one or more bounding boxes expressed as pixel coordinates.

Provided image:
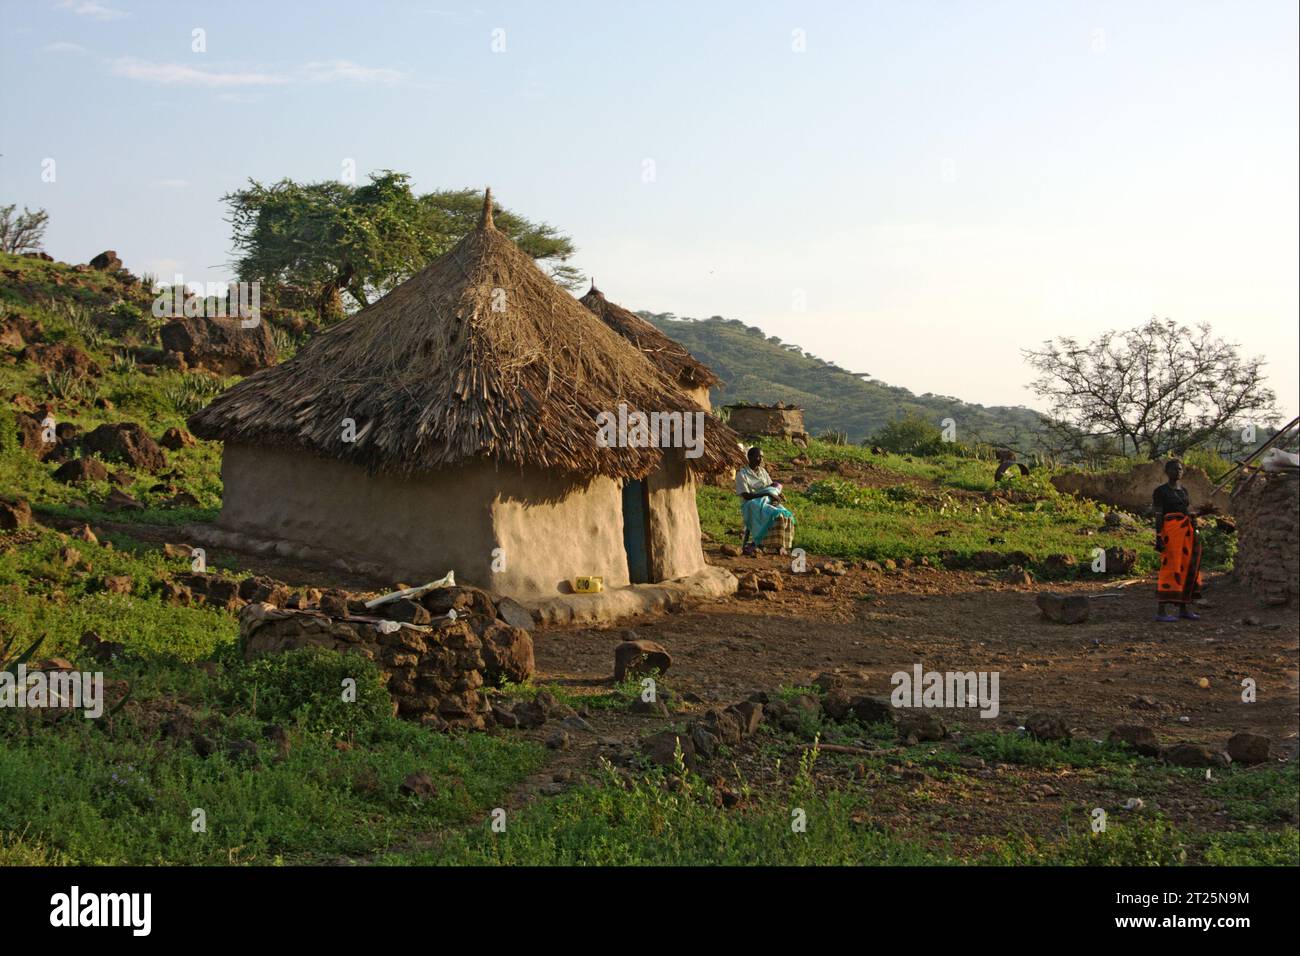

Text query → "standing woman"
[1153,459,1203,622]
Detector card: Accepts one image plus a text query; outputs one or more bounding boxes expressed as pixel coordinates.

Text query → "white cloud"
[108,57,291,87]
[107,57,410,89]
[58,1,128,21]
[301,60,409,85]
[44,41,87,54]
[141,258,183,277]
[154,179,189,189]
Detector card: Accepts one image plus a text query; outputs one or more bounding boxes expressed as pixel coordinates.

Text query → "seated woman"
[1153,459,1204,622]
[734,446,795,556]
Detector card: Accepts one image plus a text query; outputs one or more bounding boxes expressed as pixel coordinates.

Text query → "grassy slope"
[641,312,1044,445]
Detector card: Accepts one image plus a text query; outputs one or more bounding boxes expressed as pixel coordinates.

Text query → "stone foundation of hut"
[724,403,808,443]
[1231,471,1300,606]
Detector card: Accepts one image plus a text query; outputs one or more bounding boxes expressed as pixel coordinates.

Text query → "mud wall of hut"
[217,444,633,598]
[645,449,707,582]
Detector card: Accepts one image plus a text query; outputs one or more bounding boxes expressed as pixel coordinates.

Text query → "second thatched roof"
[189,191,744,480]
[579,284,720,392]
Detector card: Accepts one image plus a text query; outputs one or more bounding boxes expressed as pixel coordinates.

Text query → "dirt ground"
[538,546,1299,750]
[511,547,1298,851]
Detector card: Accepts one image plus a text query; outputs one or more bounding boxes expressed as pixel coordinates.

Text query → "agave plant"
[0,635,44,675]
[110,350,137,374]
[54,299,107,350]
[42,369,83,402]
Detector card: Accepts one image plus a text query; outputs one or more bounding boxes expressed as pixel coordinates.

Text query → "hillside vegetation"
[641,312,1044,445]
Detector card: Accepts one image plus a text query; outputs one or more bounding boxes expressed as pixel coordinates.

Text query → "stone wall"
[1051,461,1230,515]
[239,603,495,731]
[1232,472,1300,606]
[725,404,807,441]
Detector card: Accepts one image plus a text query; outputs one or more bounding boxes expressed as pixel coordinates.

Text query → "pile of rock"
[639,698,764,770]
[236,580,536,732]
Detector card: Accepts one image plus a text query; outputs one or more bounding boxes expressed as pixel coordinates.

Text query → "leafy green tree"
[871,414,948,455]
[224,173,580,323]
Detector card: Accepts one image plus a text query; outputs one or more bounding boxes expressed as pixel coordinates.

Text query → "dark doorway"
[621,479,651,584]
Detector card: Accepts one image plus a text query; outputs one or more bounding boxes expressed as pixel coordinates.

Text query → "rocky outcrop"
[82,422,167,473]
[160,316,276,376]
[20,342,101,379]
[87,250,124,271]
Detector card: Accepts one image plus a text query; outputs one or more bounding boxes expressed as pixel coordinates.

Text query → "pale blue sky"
[2,0,1296,417]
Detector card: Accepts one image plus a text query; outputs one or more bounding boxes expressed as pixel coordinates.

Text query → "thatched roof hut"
[191,191,745,599]
[579,283,719,410]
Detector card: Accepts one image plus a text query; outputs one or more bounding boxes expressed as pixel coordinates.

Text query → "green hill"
[640,312,1043,447]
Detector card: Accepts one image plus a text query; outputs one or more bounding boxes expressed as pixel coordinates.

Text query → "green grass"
[0,527,238,660]
[0,652,546,865]
[380,764,952,866]
[1205,762,1300,825]
[959,732,1140,770]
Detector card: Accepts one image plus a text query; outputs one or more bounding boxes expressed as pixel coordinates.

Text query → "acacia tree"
[1023,318,1279,459]
[224,173,580,323]
[0,204,49,254]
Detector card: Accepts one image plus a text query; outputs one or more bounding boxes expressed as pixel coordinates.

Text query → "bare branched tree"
[1023,317,1280,459]
[0,204,49,254]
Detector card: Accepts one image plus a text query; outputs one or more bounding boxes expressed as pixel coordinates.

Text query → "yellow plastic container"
[572,576,604,594]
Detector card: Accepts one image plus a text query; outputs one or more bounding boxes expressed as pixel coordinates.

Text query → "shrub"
[871,415,947,456]
[228,647,393,738]
[805,477,863,506]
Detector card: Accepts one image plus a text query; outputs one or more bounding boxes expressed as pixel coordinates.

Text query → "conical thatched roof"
[579,284,720,392]
[190,190,744,480]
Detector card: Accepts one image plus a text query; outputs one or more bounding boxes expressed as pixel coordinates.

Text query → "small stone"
[897,710,946,742]
[399,771,438,800]
[613,638,671,682]
[101,574,133,595]
[1025,713,1071,741]
[0,498,33,530]
[640,730,696,770]
[1226,732,1270,765]
[629,696,670,717]
[1035,593,1090,624]
[1109,725,1160,757]
[1163,742,1222,768]
[495,596,534,631]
